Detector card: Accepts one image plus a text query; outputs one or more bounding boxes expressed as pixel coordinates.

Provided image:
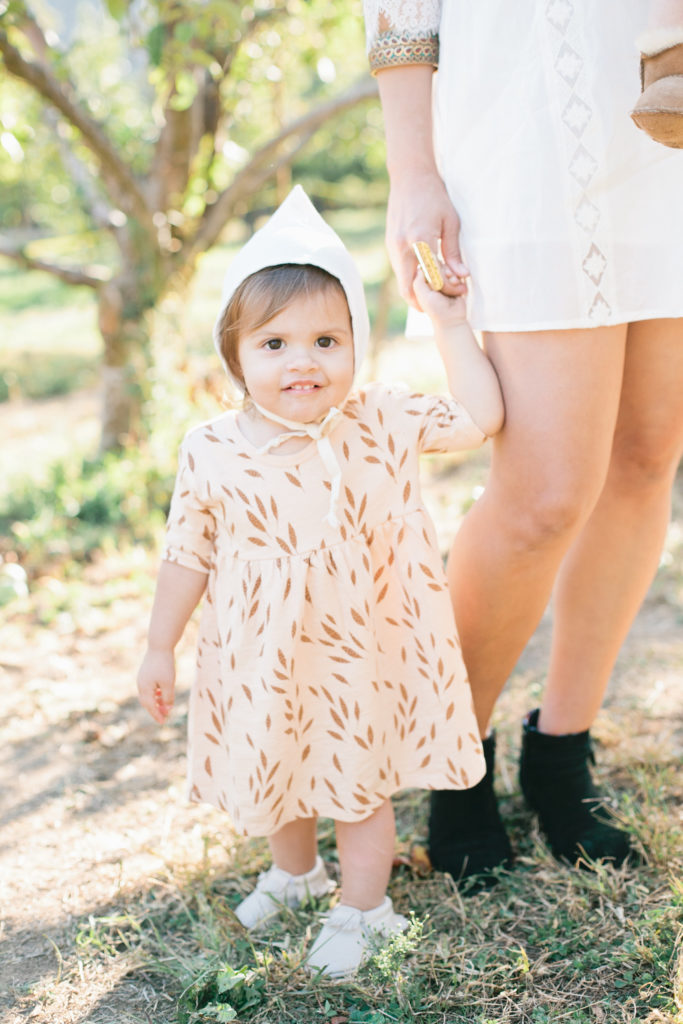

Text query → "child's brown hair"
[217,263,347,393]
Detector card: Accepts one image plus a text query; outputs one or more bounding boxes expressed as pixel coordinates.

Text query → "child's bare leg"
[268,817,318,873]
[335,800,395,910]
[235,817,333,929]
[307,801,405,978]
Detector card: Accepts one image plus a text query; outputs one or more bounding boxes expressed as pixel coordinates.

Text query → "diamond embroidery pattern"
[546,0,573,33]
[562,95,592,137]
[546,0,612,320]
[570,146,598,188]
[589,294,611,320]
[582,244,606,285]
[555,42,582,86]
[575,196,600,233]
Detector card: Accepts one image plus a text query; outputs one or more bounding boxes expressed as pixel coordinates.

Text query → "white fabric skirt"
[432,0,683,332]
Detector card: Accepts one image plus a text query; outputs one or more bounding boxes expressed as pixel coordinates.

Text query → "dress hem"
[187,766,487,838]
[469,309,683,335]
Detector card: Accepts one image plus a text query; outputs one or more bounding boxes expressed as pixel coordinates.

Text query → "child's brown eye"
[317,336,335,348]
[265,338,283,350]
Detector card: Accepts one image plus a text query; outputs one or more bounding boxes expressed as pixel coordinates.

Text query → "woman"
[364,0,683,877]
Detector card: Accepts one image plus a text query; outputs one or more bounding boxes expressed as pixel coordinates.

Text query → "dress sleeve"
[162,438,215,574]
[364,0,441,74]
[398,388,488,454]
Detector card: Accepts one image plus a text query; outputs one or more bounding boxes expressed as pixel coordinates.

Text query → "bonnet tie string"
[251,402,344,528]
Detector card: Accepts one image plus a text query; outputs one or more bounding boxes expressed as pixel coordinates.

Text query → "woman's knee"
[487,473,600,552]
[609,426,683,491]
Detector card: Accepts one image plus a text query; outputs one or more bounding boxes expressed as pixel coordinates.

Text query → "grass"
[0,264,100,402]
[54,771,683,1024]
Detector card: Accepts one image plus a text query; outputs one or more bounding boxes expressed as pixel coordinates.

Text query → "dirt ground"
[1,391,682,1024]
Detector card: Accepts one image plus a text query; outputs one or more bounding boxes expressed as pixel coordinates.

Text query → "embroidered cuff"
[368,30,439,74]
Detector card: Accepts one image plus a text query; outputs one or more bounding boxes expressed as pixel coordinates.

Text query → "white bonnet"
[212,185,370,391]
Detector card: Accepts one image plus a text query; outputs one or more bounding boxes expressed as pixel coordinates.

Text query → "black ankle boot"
[428,733,513,881]
[519,709,633,866]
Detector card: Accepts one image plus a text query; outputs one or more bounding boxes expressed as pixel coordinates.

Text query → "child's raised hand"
[137,648,176,724]
[413,268,468,328]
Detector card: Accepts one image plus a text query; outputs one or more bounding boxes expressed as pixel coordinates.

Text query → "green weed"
[0,440,178,576]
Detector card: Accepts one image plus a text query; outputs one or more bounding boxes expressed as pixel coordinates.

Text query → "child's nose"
[287,347,318,370]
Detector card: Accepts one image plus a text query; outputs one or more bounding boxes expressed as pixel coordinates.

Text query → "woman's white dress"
[365,1,683,332]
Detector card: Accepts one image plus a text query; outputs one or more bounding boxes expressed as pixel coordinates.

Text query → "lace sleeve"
[364,0,441,74]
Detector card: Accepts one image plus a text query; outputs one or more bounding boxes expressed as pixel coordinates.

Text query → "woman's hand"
[387,171,469,308]
[137,647,175,724]
[375,66,470,310]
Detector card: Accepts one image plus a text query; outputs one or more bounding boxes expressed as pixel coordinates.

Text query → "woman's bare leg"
[447,325,628,736]
[540,317,683,733]
[335,800,396,910]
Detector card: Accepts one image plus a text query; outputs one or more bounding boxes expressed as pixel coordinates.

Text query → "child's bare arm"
[413,273,505,437]
[137,561,208,723]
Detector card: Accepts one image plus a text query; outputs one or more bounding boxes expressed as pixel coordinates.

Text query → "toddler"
[137,187,504,978]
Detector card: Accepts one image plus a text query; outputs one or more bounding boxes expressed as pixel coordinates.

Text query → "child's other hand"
[137,648,175,724]
[413,269,468,327]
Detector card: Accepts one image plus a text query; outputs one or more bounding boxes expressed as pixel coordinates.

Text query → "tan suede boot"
[631,29,683,147]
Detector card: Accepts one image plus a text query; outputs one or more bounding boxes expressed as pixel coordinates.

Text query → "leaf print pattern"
[164,384,488,837]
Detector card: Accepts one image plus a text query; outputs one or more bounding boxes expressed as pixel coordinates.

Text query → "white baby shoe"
[235,855,335,930]
[306,896,408,979]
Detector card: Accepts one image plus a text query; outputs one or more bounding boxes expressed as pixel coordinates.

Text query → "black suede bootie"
[428,733,513,881]
[519,709,633,866]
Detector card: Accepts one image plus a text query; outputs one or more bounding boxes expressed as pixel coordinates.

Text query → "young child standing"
[137,186,504,978]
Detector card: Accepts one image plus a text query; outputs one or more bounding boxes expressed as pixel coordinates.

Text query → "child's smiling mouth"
[284,382,321,392]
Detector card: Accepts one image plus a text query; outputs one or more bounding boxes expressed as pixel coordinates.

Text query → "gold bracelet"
[412,241,444,291]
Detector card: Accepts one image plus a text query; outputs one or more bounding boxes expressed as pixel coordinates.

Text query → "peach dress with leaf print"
[164,383,487,836]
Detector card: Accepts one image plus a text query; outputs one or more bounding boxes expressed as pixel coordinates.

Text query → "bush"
[0,442,179,577]
[0,351,98,402]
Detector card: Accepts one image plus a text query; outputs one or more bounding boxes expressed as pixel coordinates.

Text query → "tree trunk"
[97,279,154,452]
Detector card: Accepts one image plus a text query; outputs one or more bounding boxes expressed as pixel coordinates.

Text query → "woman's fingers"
[440,204,469,280]
[387,184,469,307]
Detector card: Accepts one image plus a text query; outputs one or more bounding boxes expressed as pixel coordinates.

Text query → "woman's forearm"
[375,65,438,180]
[375,65,467,302]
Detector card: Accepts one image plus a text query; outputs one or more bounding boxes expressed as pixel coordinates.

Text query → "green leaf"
[174,23,195,44]
[103,0,127,19]
[146,24,165,67]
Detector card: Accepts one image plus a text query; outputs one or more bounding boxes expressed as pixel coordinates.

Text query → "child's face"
[237,287,354,424]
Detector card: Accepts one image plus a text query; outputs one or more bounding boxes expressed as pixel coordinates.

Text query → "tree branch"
[0,240,108,288]
[42,111,114,232]
[149,6,284,214]
[0,27,153,229]
[185,75,377,261]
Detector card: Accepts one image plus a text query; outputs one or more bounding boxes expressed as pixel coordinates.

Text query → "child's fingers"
[153,684,173,722]
[137,658,175,723]
[441,271,469,298]
[413,270,451,309]
[139,683,167,723]
[150,678,174,722]
[412,269,427,312]
[413,270,469,329]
